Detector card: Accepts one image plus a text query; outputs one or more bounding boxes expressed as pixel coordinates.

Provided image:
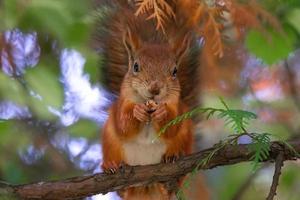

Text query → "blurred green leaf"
[24,66,63,119]
[66,22,90,47]
[1,0,19,29]
[0,121,30,149]
[18,1,71,41]
[286,9,300,34]
[209,163,254,200]
[2,161,26,184]
[0,73,26,105]
[83,51,101,83]
[0,120,14,146]
[0,122,30,184]
[281,165,299,187]
[0,0,92,46]
[245,27,296,65]
[67,120,99,139]
[0,195,18,200]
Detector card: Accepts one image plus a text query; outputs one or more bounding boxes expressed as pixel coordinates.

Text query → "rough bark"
[0,139,299,200]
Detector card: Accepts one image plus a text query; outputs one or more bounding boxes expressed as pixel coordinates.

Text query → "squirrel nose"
[149,81,161,96]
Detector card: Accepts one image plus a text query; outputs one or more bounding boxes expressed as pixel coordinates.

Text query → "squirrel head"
[121,28,192,103]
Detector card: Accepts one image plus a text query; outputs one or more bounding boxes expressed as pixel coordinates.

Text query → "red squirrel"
[96,1,206,199]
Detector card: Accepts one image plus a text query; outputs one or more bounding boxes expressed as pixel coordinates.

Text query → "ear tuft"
[123,27,141,62]
[169,32,193,65]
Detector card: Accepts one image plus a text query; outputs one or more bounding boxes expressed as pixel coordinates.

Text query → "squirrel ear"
[170,32,192,65]
[123,27,141,62]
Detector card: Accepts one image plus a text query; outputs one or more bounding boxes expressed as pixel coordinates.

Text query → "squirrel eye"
[172,67,177,78]
[133,62,139,73]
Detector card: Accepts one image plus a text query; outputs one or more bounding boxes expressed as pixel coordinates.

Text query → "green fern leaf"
[249,133,272,171]
[157,97,257,139]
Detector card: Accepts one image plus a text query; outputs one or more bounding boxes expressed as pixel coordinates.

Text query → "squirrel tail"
[93,0,201,108]
[119,174,210,200]
[121,184,170,200]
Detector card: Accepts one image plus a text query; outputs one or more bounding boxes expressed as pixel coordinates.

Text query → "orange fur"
[123,184,169,200]
[102,96,194,199]
[99,1,205,199]
[153,101,194,156]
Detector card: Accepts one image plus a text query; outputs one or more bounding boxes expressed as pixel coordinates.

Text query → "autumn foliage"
[0,0,279,91]
[0,0,284,97]
[131,0,280,92]
[134,0,278,56]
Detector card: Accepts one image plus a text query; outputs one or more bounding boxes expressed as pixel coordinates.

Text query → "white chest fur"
[123,124,166,165]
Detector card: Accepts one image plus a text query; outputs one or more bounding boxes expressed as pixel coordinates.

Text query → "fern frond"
[134,0,174,32]
[218,109,257,133]
[249,133,272,171]
[157,98,256,139]
[135,0,153,15]
[202,7,224,58]
[156,0,175,18]
[152,1,167,31]
[189,1,205,27]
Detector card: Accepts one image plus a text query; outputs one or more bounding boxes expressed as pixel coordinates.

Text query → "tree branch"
[266,151,285,200]
[1,139,299,200]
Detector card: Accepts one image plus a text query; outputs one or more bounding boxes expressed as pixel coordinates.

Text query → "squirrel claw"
[162,154,181,163]
[105,168,116,174]
[102,161,125,174]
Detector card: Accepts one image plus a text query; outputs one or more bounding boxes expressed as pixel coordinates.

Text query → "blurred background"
[0,0,300,200]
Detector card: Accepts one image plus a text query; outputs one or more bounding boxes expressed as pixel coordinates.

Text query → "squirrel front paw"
[133,103,150,122]
[151,103,168,122]
[102,161,125,174]
[162,152,183,163]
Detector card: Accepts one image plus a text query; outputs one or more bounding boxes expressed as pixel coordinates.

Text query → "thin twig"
[266,151,285,200]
